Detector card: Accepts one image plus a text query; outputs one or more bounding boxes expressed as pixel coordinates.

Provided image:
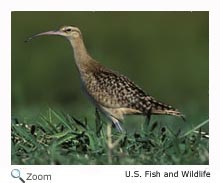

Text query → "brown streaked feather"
[82,64,185,122]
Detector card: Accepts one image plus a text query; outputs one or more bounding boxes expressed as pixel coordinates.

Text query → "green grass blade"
[50,109,74,130]
[180,119,209,138]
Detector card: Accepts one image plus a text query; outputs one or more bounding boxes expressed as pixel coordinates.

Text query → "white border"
[1,0,219,183]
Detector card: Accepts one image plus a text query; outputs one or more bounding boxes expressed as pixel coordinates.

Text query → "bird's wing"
[85,68,152,112]
[84,67,183,119]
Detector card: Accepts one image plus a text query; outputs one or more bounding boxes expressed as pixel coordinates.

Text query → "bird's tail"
[149,98,185,121]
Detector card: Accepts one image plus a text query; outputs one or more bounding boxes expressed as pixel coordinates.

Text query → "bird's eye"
[65,28,72,32]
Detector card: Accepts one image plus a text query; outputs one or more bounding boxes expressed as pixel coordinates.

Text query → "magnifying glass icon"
[11,169,25,183]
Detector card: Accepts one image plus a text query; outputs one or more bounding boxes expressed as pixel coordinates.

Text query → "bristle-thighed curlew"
[26,25,185,133]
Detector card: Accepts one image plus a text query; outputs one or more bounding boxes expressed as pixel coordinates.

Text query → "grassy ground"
[11,108,209,165]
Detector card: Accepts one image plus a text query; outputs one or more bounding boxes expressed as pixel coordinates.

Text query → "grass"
[11,108,209,165]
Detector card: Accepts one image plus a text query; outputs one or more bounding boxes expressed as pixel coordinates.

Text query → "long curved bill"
[25,30,64,42]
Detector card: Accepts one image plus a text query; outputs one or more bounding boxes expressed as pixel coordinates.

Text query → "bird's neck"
[69,36,92,71]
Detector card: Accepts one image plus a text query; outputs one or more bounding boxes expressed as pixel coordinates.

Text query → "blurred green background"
[12,11,208,126]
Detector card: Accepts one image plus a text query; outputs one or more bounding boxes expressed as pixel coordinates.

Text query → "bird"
[26,25,185,133]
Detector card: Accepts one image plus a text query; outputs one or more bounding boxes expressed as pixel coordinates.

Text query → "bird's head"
[25,25,82,42]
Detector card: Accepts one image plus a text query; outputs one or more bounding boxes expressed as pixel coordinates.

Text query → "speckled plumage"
[80,59,184,132]
[28,25,185,132]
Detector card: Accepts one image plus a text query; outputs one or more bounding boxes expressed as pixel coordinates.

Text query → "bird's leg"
[107,122,113,164]
[95,108,103,136]
[106,117,126,164]
[143,113,151,131]
[146,112,151,124]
